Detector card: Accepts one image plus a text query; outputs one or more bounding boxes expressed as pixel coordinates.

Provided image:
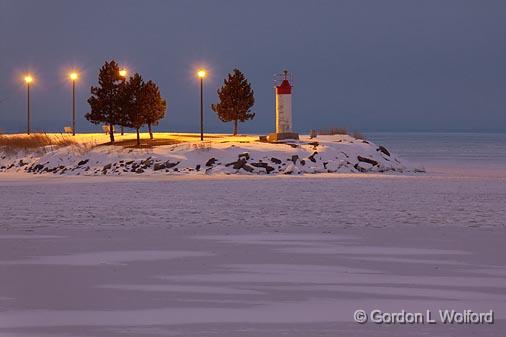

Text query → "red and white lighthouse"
[267,70,299,141]
[276,71,293,133]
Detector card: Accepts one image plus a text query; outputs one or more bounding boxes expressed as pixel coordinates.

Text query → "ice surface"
[0,229,505,337]
[0,133,505,336]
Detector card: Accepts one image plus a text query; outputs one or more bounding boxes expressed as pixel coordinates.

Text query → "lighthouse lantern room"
[267,70,299,142]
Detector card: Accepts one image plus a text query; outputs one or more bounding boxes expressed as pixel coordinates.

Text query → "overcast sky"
[1,0,505,134]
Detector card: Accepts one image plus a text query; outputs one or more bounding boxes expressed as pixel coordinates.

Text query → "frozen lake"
[0,132,505,336]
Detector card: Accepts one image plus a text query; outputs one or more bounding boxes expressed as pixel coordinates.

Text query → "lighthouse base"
[266,132,300,142]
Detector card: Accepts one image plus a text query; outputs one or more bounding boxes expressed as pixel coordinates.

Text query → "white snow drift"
[0,133,424,176]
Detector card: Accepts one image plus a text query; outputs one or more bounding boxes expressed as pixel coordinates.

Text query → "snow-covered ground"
[0,133,423,176]
[0,133,505,337]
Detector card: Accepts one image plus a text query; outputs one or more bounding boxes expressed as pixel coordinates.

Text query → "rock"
[270,157,282,164]
[205,158,218,166]
[103,163,112,170]
[251,162,268,168]
[354,163,367,172]
[238,152,250,160]
[166,161,179,169]
[195,164,201,171]
[77,159,89,166]
[136,168,144,174]
[308,151,318,163]
[233,158,247,170]
[125,160,134,165]
[377,145,391,156]
[141,158,153,167]
[357,156,378,166]
[33,164,44,171]
[300,159,305,166]
[291,155,299,163]
[153,163,166,171]
[354,162,374,172]
[242,164,254,172]
[265,165,275,174]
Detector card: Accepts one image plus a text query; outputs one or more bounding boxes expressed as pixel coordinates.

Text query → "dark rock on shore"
[357,156,378,166]
[153,163,166,171]
[377,146,391,156]
[77,159,89,166]
[206,158,217,166]
[238,152,250,160]
[308,151,318,163]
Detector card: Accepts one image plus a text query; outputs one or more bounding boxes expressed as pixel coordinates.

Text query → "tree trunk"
[121,125,124,136]
[148,123,153,140]
[233,119,238,136]
[136,128,140,146]
[109,122,115,143]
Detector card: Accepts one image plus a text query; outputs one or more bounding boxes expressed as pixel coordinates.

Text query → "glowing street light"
[197,69,206,79]
[24,74,34,135]
[119,68,128,135]
[119,68,128,78]
[69,72,79,136]
[197,69,206,141]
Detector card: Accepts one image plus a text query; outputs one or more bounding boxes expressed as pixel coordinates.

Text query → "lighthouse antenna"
[273,70,293,86]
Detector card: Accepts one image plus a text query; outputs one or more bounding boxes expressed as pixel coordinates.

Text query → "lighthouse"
[267,70,299,142]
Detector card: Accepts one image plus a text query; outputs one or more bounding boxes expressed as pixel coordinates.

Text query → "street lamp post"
[69,72,78,136]
[197,69,206,141]
[119,68,128,136]
[24,75,33,135]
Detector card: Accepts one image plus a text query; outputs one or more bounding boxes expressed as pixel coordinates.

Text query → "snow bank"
[0,134,424,176]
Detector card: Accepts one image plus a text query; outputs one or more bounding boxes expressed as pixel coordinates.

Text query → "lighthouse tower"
[267,70,299,142]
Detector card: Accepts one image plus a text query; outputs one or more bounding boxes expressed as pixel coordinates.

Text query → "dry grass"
[191,141,212,150]
[103,138,183,148]
[0,133,78,154]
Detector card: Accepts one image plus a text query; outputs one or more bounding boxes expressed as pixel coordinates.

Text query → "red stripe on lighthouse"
[276,80,292,95]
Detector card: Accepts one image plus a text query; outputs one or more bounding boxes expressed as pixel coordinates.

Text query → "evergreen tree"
[211,69,255,135]
[123,73,146,146]
[142,80,167,140]
[86,60,123,143]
